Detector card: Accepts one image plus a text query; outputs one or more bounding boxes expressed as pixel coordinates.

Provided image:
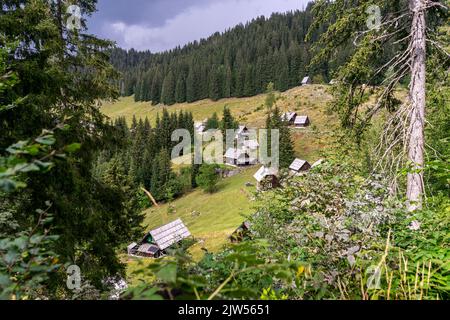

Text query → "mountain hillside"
[110,3,349,105]
[102,84,336,161]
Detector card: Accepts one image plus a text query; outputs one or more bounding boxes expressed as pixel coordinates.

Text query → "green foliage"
[124,240,304,300]
[205,112,220,130]
[0,0,146,297]
[372,198,450,300]
[266,106,295,168]
[196,164,220,193]
[220,106,238,137]
[0,129,62,193]
[264,82,277,111]
[0,204,60,300]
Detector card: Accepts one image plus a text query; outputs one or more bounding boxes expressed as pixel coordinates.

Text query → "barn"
[289,158,311,175]
[128,219,191,258]
[253,166,279,191]
[294,116,310,128]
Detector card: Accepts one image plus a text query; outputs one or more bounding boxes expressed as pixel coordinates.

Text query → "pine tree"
[131,115,138,138]
[224,65,232,98]
[186,112,195,137]
[161,70,176,105]
[244,65,255,96]
[150,149,173,201]
[0,0,145,294]
[151,67,163,105]
[266,106,295,168]
[221,106,238,140]
[206,112,220,129]
[175,75,186,103]
[186,66,196,103]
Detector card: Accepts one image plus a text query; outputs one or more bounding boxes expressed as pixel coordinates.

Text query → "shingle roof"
[253,166,278,182]
[289,158,309,172]
[137,243,159,254]
[294,116,309,125]
[150,219,191,250]
[127,242,138,252]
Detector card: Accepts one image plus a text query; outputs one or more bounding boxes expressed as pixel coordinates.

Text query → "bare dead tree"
[406,0,427,211]
[365,0,449,211]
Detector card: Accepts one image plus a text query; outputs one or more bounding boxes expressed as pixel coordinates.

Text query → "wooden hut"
[253,166,279,191]
[301,76,312,85]
[128,219,191,258]
[195,121,206,135]
[289,158,311,175]
[294,115,310,128]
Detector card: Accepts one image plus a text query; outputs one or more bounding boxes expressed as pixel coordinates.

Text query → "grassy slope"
[102,85,337,270]
[144,167,258,259]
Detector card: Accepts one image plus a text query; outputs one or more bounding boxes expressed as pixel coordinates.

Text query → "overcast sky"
[87,0,311,52]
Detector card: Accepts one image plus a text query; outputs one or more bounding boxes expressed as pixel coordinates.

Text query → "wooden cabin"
[253,166,280,191]
[294,116,310,128]
[301,76,312,85]
[289,158,311,176]
[127,219,191,258]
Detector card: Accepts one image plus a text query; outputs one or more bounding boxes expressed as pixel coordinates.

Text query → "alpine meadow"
[0,0,449,308]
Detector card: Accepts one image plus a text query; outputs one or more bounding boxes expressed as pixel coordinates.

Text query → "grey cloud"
[88,0,310,52]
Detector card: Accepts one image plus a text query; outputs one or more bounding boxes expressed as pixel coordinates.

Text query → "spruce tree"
[161,70,176,105]
[175,75,186,103]
[206,112,220,130]
[221,106,238,141]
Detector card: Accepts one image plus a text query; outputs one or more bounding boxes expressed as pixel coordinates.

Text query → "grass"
[101,85,333,128]
[142,166,258,260]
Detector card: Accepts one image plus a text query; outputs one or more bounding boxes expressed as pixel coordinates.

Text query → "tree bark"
[407,0,427,211]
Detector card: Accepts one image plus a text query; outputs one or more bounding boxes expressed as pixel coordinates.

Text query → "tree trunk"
[407,0,427,211]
